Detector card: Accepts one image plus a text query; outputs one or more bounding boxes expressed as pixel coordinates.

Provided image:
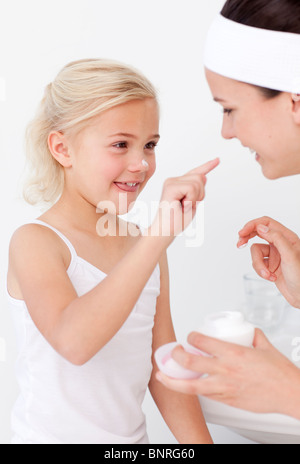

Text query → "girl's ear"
[291,94,300,125]
[48,131,72,168]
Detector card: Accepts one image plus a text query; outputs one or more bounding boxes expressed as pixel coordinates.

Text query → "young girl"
[7,59,218,444]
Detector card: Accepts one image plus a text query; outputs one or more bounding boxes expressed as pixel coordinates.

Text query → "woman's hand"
[156,329,300,419]
[148,158,220,241]
[237,216,300,308]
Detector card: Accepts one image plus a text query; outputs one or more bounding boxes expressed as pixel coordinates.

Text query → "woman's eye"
[223,108,233,116]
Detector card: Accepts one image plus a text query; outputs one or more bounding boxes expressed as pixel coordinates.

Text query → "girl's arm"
[9,159,219,366]
[148,252,213,444]
[9,225,171,365]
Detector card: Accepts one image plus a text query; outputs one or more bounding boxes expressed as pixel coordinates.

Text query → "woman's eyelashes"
[223,108,233,116]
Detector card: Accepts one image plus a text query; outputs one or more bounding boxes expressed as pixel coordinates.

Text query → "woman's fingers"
[250,243,280,281]
[156,371,225,398]
[238,216,299,247]
[256,224,298,258]
[252,328,273,349]
[237,232,257,249]
[237,217,299,280]
[171,344,220,376]
[156,330,273,401]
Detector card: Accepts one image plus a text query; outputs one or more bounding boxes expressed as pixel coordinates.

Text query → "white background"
[1,0,300,445]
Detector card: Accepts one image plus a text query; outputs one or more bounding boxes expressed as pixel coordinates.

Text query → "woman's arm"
[155,215,300,418]
[148,252,213,444]
[156,329,300,420]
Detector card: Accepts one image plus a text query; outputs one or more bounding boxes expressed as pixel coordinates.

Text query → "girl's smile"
[113,181,142,193]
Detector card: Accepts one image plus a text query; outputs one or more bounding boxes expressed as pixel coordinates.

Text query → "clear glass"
[243,273,286,330]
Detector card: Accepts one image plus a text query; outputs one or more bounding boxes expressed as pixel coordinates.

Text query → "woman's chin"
[261,165,284,180]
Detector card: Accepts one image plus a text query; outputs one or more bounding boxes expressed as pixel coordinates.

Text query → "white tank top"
[7,220,160,444]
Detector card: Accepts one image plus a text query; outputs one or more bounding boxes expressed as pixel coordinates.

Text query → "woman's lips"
[249,148,260,162]
[114,182,140,193]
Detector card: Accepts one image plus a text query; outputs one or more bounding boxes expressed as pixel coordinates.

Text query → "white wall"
[1,0,300,444]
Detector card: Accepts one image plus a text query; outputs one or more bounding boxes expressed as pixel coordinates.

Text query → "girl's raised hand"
[148,158,220,240]
[238,216,300,308]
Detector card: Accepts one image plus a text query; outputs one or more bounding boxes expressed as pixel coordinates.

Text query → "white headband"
[204,14,300,94]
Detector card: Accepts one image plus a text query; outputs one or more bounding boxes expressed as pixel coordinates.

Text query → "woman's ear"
[48,131,72,168]
[291,94,300,125]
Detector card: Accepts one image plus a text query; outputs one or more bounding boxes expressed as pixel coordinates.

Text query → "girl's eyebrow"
[108,132,160,140]
[213,97,226,103]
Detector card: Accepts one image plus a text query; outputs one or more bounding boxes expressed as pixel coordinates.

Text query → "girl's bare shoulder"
[9,223,70,270]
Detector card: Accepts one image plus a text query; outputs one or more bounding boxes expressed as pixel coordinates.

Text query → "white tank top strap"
[31,219,78,275]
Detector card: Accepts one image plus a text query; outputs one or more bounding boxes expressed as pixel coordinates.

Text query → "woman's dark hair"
[221,0,300,99]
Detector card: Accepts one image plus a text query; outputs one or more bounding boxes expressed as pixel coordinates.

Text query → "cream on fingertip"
[237,239,248,249]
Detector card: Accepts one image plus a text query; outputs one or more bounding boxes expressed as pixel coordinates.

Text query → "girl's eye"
[112,141,158,150]
[113,142,128,149]
[145,141,158,150]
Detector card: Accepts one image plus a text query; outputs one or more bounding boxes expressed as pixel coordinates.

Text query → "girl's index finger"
[187,158,220,177]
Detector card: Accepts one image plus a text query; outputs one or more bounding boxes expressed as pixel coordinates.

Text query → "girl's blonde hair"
[23,58,158,206]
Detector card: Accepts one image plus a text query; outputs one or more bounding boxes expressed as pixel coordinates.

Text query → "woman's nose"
[221,117,236,140]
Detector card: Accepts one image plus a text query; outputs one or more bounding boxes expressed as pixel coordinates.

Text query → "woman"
[156,0,300,420]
